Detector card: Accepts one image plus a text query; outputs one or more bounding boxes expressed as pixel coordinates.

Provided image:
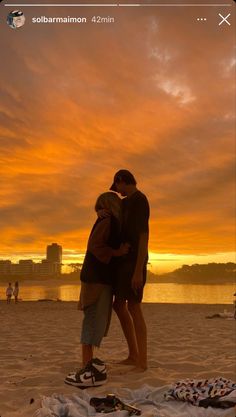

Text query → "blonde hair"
[95,192,121,221]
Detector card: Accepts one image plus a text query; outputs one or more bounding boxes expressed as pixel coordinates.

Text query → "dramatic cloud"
[0,3,235,269]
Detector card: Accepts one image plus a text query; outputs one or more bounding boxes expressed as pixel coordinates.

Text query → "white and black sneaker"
[64,358,107,388]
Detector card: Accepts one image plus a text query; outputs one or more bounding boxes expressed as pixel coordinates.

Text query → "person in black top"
[110,170,149,371]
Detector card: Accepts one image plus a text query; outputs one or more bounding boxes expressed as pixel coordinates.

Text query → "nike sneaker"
[64,358,107,388]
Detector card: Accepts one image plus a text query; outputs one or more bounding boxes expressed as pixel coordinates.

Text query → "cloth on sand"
[206,311,234,319]
[164,377,236,408]
[34,384,236,417]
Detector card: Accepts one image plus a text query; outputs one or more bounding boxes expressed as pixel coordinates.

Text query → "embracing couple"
[65,170,150,388]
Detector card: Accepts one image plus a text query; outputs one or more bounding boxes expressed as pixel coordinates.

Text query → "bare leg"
[113,298,138,364]
[128,301,147,370]
[82,344,93,367]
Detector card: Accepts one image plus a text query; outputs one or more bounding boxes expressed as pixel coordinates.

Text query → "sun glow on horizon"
[1,250,235,275]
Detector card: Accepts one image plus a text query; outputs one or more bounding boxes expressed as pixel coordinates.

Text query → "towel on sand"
[34,384,236,417]
[165,377,236,408]
[206,311,235,319]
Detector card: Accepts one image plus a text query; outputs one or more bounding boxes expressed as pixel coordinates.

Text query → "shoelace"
[76,359,97,383]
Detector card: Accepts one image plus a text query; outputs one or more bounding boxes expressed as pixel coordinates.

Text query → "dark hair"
[110,169,136,191]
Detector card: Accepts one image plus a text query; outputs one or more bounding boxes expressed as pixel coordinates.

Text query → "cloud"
[0,5,234,262]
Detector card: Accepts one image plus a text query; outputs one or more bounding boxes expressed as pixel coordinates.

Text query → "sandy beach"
[0,301,235,417]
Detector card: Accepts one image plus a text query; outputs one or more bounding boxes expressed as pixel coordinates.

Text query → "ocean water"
[0,282,235,304]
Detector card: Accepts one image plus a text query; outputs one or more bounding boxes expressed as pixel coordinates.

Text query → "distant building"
[0,260,12,275]
[19,260,34,275]
[46,243,62,274]
[34,259,59,276]
[47,243,62,263]
[0,243,63,277]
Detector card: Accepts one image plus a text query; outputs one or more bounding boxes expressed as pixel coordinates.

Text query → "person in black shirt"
[110,170,149,370]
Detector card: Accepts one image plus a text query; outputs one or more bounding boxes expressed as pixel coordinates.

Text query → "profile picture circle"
[7,10,26,29]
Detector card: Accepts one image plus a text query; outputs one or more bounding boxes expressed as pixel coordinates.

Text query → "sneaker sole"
[64,378,107,387]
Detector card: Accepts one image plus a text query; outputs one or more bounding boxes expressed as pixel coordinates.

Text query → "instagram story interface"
[0,0,235,415]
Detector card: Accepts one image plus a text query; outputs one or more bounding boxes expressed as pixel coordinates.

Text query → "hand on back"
[119,242,130,256]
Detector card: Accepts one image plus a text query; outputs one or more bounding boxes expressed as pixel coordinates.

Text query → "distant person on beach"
[6,283,13,304]
[65,192,130,388]
[13,281,19,303]
[109,170,150,371]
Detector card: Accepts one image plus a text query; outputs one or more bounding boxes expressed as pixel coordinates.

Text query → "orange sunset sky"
[0,1,235,273]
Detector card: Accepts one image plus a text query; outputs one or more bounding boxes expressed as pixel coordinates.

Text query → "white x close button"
[218,13,231,26]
